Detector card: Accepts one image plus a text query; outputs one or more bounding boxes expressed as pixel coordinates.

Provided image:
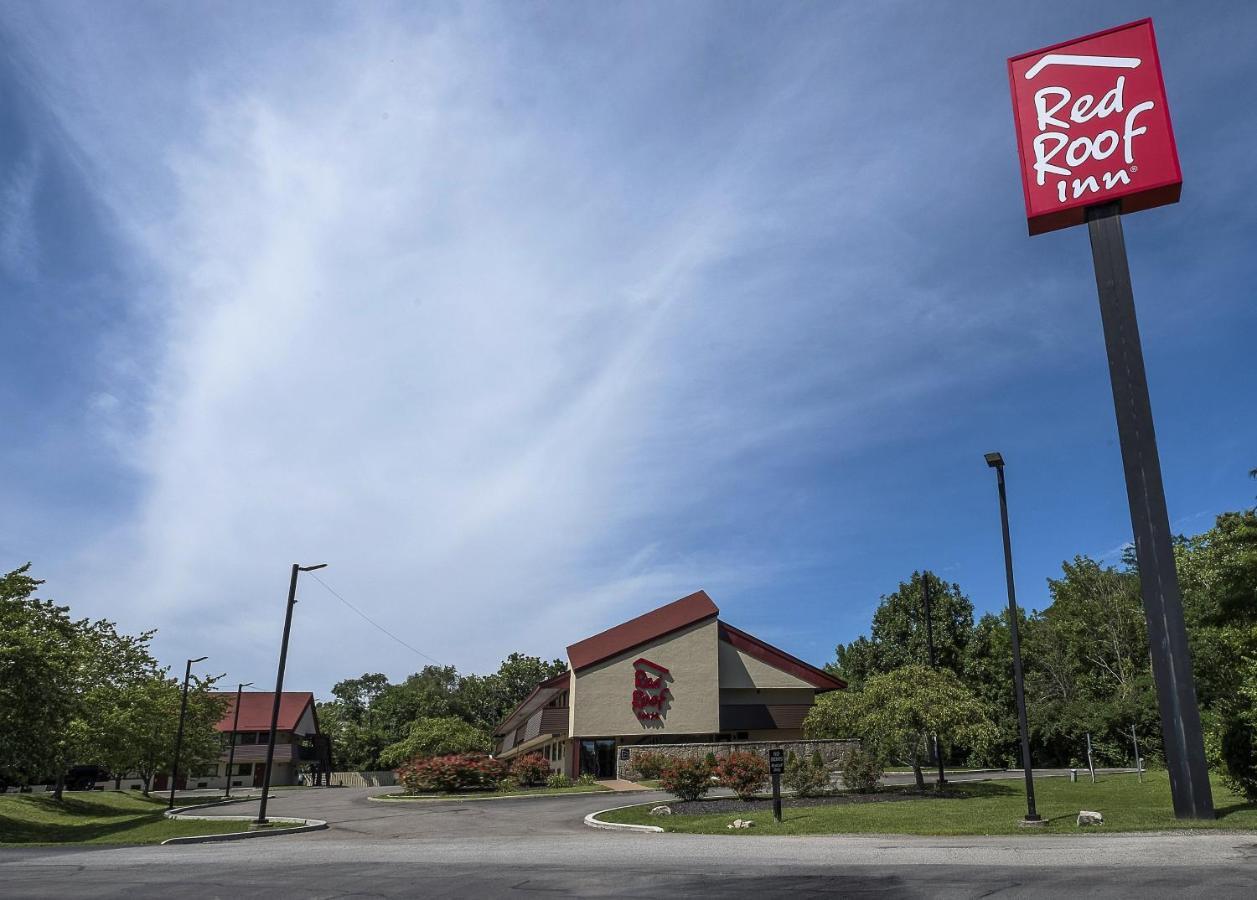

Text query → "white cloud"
[5,4,1088,691]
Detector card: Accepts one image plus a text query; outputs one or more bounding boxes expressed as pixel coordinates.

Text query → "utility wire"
[307,572,445,667]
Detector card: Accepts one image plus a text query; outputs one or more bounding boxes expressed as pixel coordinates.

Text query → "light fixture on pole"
[223,682,253,799]
[256,563,327,825]
[168,656,209,811]
[985,452,1041,826]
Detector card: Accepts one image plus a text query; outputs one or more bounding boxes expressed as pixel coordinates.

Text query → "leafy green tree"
[832,571,974,688]
[0,565,79,786]
[806,665,995,790]
[962,611,1021,767]
[378,716,491,769]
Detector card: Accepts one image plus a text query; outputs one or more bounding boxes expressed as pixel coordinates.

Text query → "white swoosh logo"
[1025,54,1141,79]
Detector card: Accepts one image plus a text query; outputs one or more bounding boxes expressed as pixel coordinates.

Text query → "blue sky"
[2,1,1254,698]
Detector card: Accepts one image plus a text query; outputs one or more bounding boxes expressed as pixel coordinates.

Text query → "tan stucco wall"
[571,619,720,737]
[717,641,815,690]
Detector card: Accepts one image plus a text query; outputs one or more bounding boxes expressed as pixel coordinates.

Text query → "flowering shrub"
[632,751,667,780]
[577,773,599,786]
[396,753,506,793]
[546,772,573,788]
[659,757,713,801]
[511,753,551,786]
[715,751,769,801]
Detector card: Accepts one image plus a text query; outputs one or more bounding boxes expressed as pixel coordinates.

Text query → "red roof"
[718,622,846,691]
[566,590,719,671]
[212,691,315,733]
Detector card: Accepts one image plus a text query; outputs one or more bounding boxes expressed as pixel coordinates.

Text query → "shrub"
[704,752,718,768]
[715,751,769,801]
[660,757,713,801]
[497,776,519,792]
[546,772,573,788]
[784,752,830,798]
[577,773,599,786]
[511,753,551,786]
[632,751,667,780]
[811,749,825,769]
[396,753,506,793]
[841,748,884,794]
[1219,713,1257,801]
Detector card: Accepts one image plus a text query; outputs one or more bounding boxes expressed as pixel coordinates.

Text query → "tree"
[0,565,79,786]
[378,716,491,769]
[806,665,996,790]
[832,571,974,688]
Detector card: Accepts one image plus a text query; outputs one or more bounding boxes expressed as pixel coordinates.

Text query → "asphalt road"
[2,777,1256,898]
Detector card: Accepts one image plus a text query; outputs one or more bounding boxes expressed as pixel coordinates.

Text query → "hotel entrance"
[579,739,617,778]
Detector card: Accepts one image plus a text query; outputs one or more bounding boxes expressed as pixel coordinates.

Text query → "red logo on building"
[632,658,671,721]
[1008,19,1181,235]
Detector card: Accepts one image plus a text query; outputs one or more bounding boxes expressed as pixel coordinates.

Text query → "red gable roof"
[567,590,719,671]
[213,691,315,733]
[718,622,846,691]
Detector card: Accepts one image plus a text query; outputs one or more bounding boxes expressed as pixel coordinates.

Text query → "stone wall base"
[618,738,859,780]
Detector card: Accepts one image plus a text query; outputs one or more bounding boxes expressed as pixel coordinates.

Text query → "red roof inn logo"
[631,658,671,721]
[1008,19,1181,235]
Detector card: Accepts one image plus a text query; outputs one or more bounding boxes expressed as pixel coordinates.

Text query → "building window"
[236,764,252,776]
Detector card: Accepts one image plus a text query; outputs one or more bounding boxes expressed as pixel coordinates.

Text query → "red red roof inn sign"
[1005,20,1214,822]
[1008,19,1180,235]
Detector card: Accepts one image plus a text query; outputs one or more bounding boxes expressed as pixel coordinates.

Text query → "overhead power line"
[307,572,445,667]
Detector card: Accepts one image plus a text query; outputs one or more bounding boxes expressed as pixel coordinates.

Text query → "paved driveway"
[2,778,1256,898]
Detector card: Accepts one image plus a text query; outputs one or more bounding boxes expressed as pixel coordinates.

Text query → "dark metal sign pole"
[1085,202,1213,820]
[921,574,945,787]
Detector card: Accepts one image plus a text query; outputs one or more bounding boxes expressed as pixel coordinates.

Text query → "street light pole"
[985,452,1041,825]
[223,682,253,799]
[168,655,208,811]
[256,563,326,825]
[921,573,946,787]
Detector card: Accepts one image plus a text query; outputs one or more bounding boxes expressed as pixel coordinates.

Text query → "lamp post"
[256,563,327,825]
[168,655,209,811]
[223,682,253,799]
[921,573,946,787]
[984,452,1041,825]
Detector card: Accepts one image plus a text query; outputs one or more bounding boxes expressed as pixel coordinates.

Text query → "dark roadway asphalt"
[2,776,1256,898]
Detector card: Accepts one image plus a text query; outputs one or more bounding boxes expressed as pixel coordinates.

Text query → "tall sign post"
[1008,19,1213,819]
[768,748,784,823]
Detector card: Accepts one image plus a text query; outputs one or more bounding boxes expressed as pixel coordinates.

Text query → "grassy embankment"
[599,771,1257,835]
[0,791,253,845]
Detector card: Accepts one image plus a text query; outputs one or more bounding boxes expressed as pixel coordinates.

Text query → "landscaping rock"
[726,819,755,829]
[649,805,672,816]
[1077,809,1104,827]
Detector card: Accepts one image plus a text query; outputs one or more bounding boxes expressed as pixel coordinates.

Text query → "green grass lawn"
[600,772,1257,835]
[378,782,611,801]
[0,791,253,845]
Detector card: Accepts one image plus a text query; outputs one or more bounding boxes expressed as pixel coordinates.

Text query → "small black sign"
[619,748,630,761]
[768,748,785,775]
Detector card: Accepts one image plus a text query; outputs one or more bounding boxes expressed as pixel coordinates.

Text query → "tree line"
[806,486,1257,798]
[316,654,567,771]
[1,565,226,796]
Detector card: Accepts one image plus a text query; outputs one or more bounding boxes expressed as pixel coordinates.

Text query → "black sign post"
[768,749,784,823]
[1086,202,1213,820]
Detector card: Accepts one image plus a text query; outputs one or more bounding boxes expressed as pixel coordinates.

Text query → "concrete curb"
[162,796,326,844]
[584,802,664,833]
[368,789,618,803]
[160,814,328,845]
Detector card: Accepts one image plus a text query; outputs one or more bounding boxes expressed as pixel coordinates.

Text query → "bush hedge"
[511,753,551,786]
[659,757,713,801]
[715,751,769,801]
[397,753,506,793]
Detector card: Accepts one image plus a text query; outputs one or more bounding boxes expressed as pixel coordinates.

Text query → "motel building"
[494,591,846,779]
[133,691,330,792]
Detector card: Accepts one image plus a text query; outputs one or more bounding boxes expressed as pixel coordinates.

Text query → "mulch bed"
[670,788,966,816]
